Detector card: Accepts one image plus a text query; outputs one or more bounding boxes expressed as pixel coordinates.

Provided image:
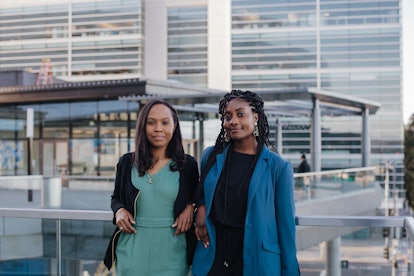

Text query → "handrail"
[293,166,378,177]
[0,207,407,228]
[0,166,377,181]
[0,207,112,220]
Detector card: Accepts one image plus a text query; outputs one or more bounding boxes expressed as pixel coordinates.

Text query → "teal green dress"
[115,161,188,276]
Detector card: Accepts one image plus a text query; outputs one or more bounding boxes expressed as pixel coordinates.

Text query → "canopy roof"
[120,79,380,117]
[0,75,380,117]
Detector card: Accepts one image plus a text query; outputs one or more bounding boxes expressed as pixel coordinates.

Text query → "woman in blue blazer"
[192,90,300,275]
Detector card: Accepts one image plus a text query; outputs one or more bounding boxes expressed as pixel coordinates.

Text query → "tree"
[404,114,414,209]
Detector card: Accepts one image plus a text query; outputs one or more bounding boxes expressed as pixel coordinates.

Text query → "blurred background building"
[0,0,403,194]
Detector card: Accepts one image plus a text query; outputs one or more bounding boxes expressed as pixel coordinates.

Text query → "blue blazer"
[192,145,300,276]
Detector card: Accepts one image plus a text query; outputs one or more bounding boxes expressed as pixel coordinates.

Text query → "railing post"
[411,241,414,276]
[56,219,62,276]
[326,237,341,276]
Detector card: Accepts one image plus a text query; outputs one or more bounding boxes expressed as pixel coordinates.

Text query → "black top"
[211,150,255,228]
[297,159,310,173]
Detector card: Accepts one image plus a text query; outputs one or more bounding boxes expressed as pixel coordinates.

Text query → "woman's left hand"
[172,204,194,236]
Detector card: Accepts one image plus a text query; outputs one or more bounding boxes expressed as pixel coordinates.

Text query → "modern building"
[0,0,404,193]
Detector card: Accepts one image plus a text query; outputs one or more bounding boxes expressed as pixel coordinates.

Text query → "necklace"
[145,157,169,184]
[146,172,153,184]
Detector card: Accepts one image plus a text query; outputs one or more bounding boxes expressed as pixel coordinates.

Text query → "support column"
[276,118,283,154]
[311,98,321,172]
[198,116,204,163]
[208,0,231,90]
[144,0,168,80]
[326,237,341,276]
[362,107,370,167]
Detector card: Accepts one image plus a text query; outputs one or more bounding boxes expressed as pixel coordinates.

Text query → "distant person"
[297,153,311,173]
[103,99,199,275]
[295,153,311,199]
[192,90,300,275]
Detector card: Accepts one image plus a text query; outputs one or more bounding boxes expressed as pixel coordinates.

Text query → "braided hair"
[217,89,271,149]
[195,90,275,203]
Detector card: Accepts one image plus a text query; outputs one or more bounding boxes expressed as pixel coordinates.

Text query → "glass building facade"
[0,0,404,194]
[167,6,208,86]
[0,100,139,176]
[0,0,144,81]
[228,0,403,193]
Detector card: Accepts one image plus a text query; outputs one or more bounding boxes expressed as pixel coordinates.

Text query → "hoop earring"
[253,122,259,137]
[224,131,230,142]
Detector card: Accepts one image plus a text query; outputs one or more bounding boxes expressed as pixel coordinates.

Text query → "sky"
[403,0,414,124]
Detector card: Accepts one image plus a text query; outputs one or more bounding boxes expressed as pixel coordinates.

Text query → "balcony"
[0,167,410,275]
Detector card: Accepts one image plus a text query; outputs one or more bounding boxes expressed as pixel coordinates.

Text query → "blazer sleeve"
[186,154,200,204]
[275,161,300,275]
[110,153,131,224]
[194,146,214,207]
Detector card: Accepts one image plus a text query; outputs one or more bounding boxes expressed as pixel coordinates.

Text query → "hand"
[195,205,210,248]
[115,208,136,234]
[172,204,194,236]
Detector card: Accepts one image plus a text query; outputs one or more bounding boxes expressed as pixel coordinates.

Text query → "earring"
[253,123,259,137]
[224,131,230,142]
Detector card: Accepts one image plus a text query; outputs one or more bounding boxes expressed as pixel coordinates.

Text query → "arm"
[195,205,209,248]
[173,155,199,236]
[110,157,125,223]
[110,155,136,233]
[194,147,214,247]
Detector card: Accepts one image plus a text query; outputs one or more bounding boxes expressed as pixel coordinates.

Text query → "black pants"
[208,226,244,276]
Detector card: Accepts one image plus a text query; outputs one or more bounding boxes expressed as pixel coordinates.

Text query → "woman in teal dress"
[103,100,199,275]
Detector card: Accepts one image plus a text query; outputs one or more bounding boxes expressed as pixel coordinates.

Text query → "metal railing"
[0,166,402,275]
[0,207,413,275]
[293,166,378,202]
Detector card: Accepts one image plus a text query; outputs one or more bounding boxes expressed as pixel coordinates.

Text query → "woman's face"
[145,104,176,149]
[223,98,258,142]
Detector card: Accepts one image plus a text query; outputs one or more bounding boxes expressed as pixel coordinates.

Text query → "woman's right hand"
[195,205,210,248]
[115,208,136,234]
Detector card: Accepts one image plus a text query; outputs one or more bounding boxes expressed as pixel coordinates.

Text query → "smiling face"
[223,98,258,144]
[145,103,176,150]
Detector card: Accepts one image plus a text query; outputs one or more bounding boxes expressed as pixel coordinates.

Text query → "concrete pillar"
[42,177,62,208]
[326,237,341,276]
[362,107,370,167]
[198,117,204,162]
[311,98,321,172]
[144,0,168,80]
[208,0,231,90]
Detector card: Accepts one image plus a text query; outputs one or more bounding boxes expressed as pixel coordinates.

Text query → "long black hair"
[133,99,186,176]
[196,90,274,202]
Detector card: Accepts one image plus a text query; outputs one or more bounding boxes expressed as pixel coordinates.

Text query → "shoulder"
[202,146,215,158]
[118,152,134,166]
[185,154,198,167]
[260,147,292,169]
[261,146,284,162]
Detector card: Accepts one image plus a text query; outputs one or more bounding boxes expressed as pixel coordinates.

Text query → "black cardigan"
[103,152,199,270]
